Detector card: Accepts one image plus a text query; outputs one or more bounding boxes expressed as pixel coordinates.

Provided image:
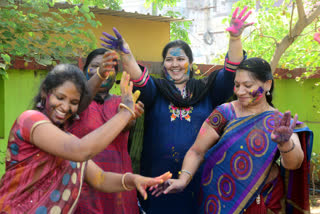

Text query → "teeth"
[56,109,66,117]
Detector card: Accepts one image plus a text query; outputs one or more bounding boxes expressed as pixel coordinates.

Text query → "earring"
[74,114,80,120]
[36,99,45,110]
[266,91,270,96]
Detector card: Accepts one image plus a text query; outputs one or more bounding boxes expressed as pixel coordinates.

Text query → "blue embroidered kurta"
[133,57,241,214]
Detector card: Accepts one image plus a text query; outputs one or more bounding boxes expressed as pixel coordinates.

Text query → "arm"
[226,6,254,63]
[271,110,304,170]
[84,160,172,200]
[32,72,138,162]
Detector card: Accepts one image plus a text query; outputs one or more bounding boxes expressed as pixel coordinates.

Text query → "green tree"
[0,0,121,79]
[144,0,191,43]
[231,0,320,78]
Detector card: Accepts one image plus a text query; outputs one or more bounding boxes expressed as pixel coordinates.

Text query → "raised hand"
[100,27,130,54]
[314,28,320,44]
[226,6,254,37]
[119,71,140,118]
[134,172,172,200]
[271,110,298,145]
[98,51,118,78]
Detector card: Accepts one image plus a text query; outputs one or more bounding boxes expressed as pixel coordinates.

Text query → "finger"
[100,37,114,44]
[113,27,123,40]
[244,22,255,28]
[290,113,298,130]
[238,6,248,19]
[163,184,175,194]
[226,27,237,34]
[137,101,144,108]
[232,7,239,18]
[155,171,172,182]
[120,71,127,92]
[129,81,133,96]
[136,184,148,200]
[132,90,141,103]
[285,111,291,127]
[102,31,117,40]
[101,43,114,50]
[241,10,252,22]
[274,110,280,128]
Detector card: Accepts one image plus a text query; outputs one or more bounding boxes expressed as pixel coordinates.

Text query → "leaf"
[1,54,11,64]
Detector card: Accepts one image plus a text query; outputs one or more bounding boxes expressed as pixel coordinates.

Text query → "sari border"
[68,161,87,214]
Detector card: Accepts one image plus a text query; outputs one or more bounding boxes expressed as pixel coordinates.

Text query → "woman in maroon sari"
[0,54,171,213]
[68,48,144,214]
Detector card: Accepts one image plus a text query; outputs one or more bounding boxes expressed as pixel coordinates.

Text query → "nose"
[61,101,71,113]
[236,86,246,95]
[172,59,178,67]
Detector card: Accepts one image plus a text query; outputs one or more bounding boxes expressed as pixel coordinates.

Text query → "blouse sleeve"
[17,110,51,143]
[132,65,159,109]
[209,51,247,106]
[205,104,232,136]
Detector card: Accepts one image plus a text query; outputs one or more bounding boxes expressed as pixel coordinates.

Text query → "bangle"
[279,141,295,154]
[119,103,136,119]
[179,169,193,182]
[96,67,109,80]
[230,35,241,40]
[121,172,134,191]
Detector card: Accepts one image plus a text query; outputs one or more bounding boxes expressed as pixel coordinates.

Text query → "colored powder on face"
[184,63,190,74]
[249,87,264,104]
[169,48,182,56]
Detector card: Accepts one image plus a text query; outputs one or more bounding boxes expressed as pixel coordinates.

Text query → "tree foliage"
[229,0,320,79]
[164,11,191,44]
[144,0,191,43]
[0,0,121,79]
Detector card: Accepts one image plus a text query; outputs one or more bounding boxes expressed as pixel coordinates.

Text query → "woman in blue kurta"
[100,6,253,214]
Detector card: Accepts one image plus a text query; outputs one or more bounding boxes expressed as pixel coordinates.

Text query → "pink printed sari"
[0,110,86,214]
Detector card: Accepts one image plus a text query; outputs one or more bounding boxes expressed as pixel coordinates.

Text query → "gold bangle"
[121,172,134,191]
[119,103,136,119]
[96,67,109,80]
[230,35,241,40]
[179,169,193,182]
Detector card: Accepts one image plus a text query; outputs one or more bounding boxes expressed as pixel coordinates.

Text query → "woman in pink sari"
[0,53,171,214]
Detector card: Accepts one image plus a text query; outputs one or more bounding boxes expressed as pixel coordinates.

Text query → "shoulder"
[18,110,50,124]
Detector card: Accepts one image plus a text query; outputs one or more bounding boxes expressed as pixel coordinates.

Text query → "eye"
[245,84,253,88]
[56,95,64,100]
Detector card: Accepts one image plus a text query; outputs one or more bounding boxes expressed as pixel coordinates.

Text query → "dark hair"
[33,64,89,113]
[238,57,274,107]
[162,40,194,78]
[83,48,118,73]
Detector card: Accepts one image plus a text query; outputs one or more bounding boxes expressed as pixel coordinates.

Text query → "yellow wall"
[90,15,170,62]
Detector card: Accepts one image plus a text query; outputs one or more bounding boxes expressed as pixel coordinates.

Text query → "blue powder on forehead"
[169,48,183,56]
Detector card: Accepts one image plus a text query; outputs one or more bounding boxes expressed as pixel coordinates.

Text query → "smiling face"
[87,54,117,93]
[163,47,190,83]
[44,81,81,126]
[234,69,271,107]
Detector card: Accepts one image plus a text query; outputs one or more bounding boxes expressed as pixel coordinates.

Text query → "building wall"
[88,15,170,62]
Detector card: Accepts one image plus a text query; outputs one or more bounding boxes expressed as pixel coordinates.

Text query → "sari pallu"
[199,111,312,214]
[0,110,87,214]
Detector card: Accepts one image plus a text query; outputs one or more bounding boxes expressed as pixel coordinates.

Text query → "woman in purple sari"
[154,57,313,214]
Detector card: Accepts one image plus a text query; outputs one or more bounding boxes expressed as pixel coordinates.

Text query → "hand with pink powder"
[226,6,254,37]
